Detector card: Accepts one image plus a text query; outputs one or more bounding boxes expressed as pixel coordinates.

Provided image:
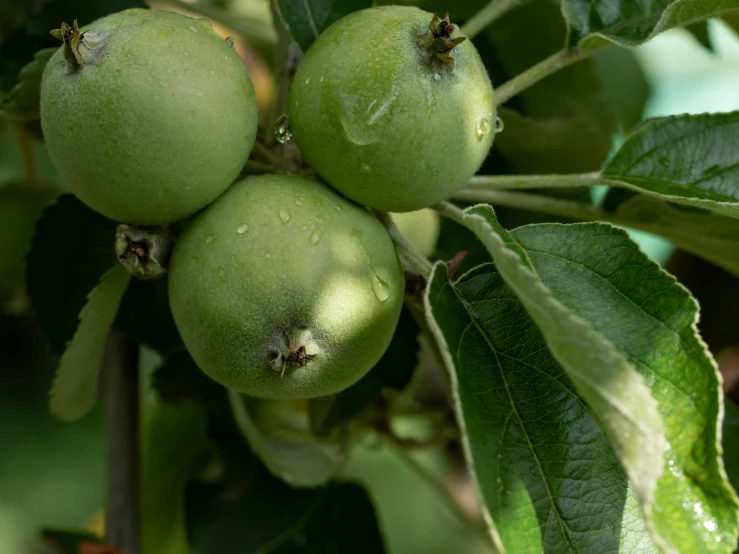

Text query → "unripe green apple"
[288,7,495,212]
[0,182,59,290]
[40,9,258,224]
[168,174,405,399]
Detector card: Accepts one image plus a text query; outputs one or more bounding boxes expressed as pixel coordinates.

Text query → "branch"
[432,201,466,226]
[378,212,433,279]
[461,0,520,40]
[467,172,603,190]
[453,188,607,221]
[495,47,587,106]
[105,333,140,554]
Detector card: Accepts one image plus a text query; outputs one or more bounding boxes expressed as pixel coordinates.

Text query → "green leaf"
[590,45,650,130]
[494,107,615,174]
[49,265,130,421]
[457,207,739,551]
[229,391,343,488]
[141,380,213,554]
[563,0,739,53]
[185,440,327,553]
[603,189,739,277]
[455,208,665,514]
[270,482,386,553]
[602,112,739,219]
[0,47,54,121]
[482,0,615,173]
[26,194,118,354]
[309,306,419,437]
[275,0,372,52]
[425,261,656,552]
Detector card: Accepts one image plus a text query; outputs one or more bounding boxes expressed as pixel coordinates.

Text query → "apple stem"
[50,20,85,71]
[417,12,467,66]
[378,212,433,279]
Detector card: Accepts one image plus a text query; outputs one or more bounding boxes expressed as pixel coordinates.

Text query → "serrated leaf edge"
[461,205,672,551]
[423,261,507,552]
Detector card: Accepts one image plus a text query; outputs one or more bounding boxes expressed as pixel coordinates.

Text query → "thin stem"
[468,172,603,191]
[161,0,277,48]
[252,140,281,165]
[105,333,140,554]
[461,0,519,40]
[391,443,494,549]
[495,47,585,106]
[13,123,37,187]
[378,212,433,279]
[265,0,298,146]
[432,201,466,226]
[453,188,608,221]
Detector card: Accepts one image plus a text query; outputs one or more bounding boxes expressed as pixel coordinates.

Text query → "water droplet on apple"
[476,118,492,139]
[370,272,390,302]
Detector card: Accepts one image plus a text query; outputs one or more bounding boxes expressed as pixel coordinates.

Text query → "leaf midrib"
[447,281,579,554]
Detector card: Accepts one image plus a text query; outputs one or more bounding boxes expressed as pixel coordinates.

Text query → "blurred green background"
[1,2,738,552]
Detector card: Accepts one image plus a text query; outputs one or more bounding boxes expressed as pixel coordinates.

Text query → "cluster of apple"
[39,6,495,397]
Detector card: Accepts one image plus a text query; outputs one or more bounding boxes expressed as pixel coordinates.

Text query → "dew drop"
[495,116,505,133]
[360,163,372,173]
[300,224,309,231]
[304,77,311,84]
[205,235,216,244]
[370,272,390,302]
[274,114,293,144]
[434,73,441,81]
[476,118,492,139]
[188,25,197,32]
[334,205,342,211]
[265,253,271,260]
[278,209,292,224]
[237,223,248,234]
[319,75,325,82]
[295,199,303,206]
[309,230,323,245]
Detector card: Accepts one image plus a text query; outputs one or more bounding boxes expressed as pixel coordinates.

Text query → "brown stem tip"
[418,12,466,65]
[115,224,172,280]
[268,329,321,379]
[50,19,86,70]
